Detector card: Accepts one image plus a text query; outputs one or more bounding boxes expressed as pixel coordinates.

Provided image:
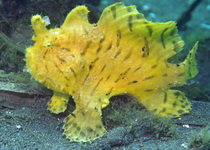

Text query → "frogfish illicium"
[25,3,198,142]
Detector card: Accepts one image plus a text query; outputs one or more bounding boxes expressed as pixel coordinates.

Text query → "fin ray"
[61,6,90,29]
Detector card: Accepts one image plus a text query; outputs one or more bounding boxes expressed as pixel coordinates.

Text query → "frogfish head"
[26,15,84,86]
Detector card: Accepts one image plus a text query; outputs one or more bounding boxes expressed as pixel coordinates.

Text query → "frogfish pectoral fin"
[63,106,106,142]
[47,91,69,114]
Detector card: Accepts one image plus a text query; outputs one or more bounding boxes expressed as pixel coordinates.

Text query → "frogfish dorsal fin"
[97,2,184,60]
[61,6,90,29]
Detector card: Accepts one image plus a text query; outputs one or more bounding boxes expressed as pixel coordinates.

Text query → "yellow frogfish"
[25,3,198,142]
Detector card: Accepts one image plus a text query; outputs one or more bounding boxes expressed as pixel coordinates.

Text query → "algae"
[0,32,23,53]
[0,32,25,73]
[103,95,177,139]
[189,126,210,150]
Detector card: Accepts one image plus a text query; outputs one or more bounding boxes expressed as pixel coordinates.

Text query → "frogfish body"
[25,3,198,142]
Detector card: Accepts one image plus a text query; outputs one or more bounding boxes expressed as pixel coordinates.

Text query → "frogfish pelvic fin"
[25,3,198,142]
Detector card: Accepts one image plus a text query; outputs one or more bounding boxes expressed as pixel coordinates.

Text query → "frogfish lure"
[25,3,198,142]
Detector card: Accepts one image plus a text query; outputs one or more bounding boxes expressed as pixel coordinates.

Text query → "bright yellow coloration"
[25,3,198,142]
